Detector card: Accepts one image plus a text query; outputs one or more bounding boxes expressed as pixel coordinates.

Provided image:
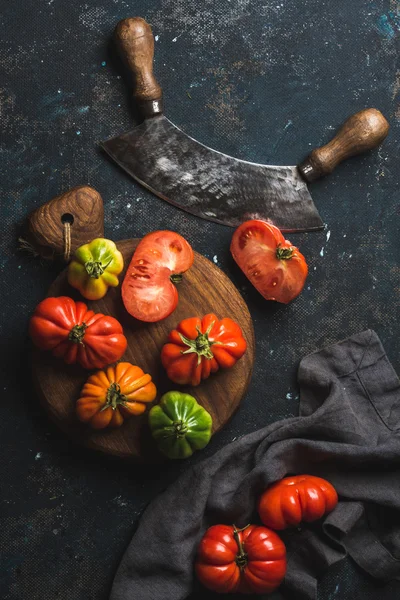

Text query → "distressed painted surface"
[0,1,399,599]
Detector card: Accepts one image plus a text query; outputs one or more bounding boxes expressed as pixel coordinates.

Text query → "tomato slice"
[230,220,308,304]
[122,231,194,322]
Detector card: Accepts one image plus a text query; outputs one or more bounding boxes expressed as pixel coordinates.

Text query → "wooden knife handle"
[298,108,389,182]
[114,17,163,118]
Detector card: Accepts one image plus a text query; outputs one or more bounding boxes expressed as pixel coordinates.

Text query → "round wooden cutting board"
[32,239,255,461]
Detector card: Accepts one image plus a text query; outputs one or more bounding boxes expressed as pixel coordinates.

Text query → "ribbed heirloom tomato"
[29,296,127,369]
[76,362,157,429]
[231,220,308,304]
[195,524,287,594]
[161,313,247,386]
[122,231,194,322]
[258,475,338,530]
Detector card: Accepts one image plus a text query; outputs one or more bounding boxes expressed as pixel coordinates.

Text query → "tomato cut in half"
[122,231,194,322]
[230,220,308,304]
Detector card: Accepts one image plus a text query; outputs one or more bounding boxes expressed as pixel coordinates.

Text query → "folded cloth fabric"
[110,330,400,600]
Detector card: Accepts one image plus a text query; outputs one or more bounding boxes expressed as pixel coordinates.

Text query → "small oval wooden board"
[32,239,255,461]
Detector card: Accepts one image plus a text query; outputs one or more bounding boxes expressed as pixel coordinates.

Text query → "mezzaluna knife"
[101,18,389,231]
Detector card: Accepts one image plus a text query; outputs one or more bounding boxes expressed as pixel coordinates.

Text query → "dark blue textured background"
[1,1,400,598]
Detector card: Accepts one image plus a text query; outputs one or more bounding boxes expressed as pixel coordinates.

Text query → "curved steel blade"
[101,116,324,231]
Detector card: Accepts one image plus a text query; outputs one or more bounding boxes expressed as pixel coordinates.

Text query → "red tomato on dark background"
[231,220,308,304]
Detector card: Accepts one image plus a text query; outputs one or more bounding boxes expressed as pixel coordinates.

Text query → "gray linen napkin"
[110,330,400,599]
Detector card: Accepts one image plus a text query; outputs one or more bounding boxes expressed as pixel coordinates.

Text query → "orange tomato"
[76,362,157,429]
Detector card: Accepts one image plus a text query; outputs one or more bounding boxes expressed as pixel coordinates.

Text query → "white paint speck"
[172,37,178,42]
[326,230,331,242]
[57,89,61,94]
[320,247,324,257]
[35,452,42,460]
[343,234,347,238]
[155,35,159,41]
[76,130,81,135]
[349,254,353,258]
[314,266,317,271]
[126,203,131,208]
[213,255,218,264]
[286,393,292,400]
[114,495,128,507]
[270,349,274,355]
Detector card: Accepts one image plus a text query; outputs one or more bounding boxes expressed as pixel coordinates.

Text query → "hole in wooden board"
[61,213,74,225]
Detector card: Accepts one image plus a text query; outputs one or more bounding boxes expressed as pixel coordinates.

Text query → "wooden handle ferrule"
[299,108,389,182]
[114,17,163,118]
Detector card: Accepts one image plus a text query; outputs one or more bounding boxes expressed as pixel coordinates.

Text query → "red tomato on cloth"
[195,524,287,594]
[258,475,338,530]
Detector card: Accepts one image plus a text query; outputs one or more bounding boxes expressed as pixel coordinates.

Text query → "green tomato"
[149,391,212,459]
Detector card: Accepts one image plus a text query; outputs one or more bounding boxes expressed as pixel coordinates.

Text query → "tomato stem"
[84,258,112,279]
[276,245,294,260]
[101,382,128,412]
[170,273,183,284]
[179,321,222,366]
[173,420,189,437]
[233,524,250,570]
[68,323,87,345]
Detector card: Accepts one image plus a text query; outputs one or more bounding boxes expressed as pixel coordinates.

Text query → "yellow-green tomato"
[68,238,124,300]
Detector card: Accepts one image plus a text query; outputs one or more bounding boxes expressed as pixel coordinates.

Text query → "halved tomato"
[122,231,194,322]
[230,220,308,304]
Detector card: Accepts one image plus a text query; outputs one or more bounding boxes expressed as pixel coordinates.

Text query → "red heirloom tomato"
[122,230,194,322]
[258,475,338,530]
[195,524,287,594]
[29,296,127,369]
[161,313,247,386]
[230,220,308,304]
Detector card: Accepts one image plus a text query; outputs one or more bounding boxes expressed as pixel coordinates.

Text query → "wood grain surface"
[114,17,163,117]
[27,186,105,261]
[298,108,389,182]
[32,239,255,461]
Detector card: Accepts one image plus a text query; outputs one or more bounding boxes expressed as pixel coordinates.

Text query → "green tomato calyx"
[84,257,112,279]
[276,245,294,260]
[101,383,127,412]
[68,323,87,345]
[170,273,183,284]
[173,420,188,438]
[179,322,221,365]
